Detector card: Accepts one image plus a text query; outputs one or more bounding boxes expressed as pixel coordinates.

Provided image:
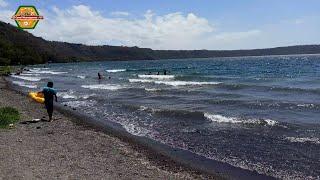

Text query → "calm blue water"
[9,55,320,179]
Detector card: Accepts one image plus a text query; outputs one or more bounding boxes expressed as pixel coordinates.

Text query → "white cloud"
[31,5,224,49]
[0,9,13,23]
[0,0,14,24]
[294,19,304,25]
[0,0,8,7]
[0,4,262,50]
[110,11,130,16]
[214,30,261,42]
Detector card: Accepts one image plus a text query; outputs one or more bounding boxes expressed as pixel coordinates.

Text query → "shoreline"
[1,77,215,179]
[2,77,274,179]
[53,99,273,180]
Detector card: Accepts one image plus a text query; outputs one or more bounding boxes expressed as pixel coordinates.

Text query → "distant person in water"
[157,72,160,75]
[98,72,103,79]
[164,70,167,75]
[41,82,57,122]
[15,67,23,75]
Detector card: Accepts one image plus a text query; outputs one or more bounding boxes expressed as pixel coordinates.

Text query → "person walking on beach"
[41,82,57,122]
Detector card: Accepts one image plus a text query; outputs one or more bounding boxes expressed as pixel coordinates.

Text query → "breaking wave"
[122,123,152,137]
[155,80,221,86]
[285,137,320,144]
[20,73,40,76]
[59,90,77,99]
[11,75,41,82]
[206,99,320,111]
[129,79,153,83]
[29,69,67,75]
[12,81,37,89]
[129,78,220,86]
[31,68,49,70]
[145,88,161,92]
[81,94,96,99]
[59,90,96,100]
[77,75,86,79]
[216,83,320,95]
[123,104,278,127]
[106,69,126,73]
[62,100,97,108]
[81,84,124,90]
[204,113,278,126]
[138,75,175,79]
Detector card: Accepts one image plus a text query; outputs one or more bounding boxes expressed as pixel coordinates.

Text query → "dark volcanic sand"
[0,77,222,179]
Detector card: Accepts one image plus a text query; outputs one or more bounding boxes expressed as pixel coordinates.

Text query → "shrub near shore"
[0,107,20,128]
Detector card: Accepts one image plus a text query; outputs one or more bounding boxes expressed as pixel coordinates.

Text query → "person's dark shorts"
[45,101,53,115]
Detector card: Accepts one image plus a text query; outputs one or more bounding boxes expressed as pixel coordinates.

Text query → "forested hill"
[1,21,320,65]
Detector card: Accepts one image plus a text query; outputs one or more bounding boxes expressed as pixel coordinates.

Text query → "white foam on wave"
[20,73,40,76]
[59,90,95,100]
[264,119,278,126]
[204,113,242,123]
[204,113,278,126]
[106,69,126,73]
[48,71,68,75]
[138,75,175,80]
[145,88,161,92]
[297,104,315,108]
[103,110,152,137]
[129,78,220,86]
[129,79,153,83]
[155,81,220,86]
[61,94,77,99]
[32,68,49,70]
[77,75,86,79]
[81,84,124,90]
[122,123,151,137]
[29,69,67,75]
[62,100,96,108]
[81,94,95,99]
[59,90,77,99]
[285,137,320,144]
[11,75,41,82]
[12,81,37,89]
[138,106,149,111]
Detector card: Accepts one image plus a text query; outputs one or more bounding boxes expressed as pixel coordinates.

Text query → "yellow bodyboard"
[29,92,45,104]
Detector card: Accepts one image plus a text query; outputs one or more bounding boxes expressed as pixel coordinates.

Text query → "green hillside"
[1,21,320,65]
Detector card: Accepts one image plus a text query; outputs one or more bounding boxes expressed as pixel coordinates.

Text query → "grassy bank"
[0,66,13,76]
[0,107,20,128]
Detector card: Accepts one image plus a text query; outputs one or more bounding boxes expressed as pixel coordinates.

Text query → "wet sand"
[0,77,222,179]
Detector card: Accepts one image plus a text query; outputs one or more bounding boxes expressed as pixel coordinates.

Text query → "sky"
[0,0,319,50]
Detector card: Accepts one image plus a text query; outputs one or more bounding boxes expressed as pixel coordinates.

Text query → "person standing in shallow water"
[41,82,57,122]
[98,72,103,79]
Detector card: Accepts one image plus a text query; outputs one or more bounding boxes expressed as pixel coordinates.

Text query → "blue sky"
[0,0,319,50]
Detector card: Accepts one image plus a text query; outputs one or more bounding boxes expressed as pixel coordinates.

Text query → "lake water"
[9,55,320,179]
